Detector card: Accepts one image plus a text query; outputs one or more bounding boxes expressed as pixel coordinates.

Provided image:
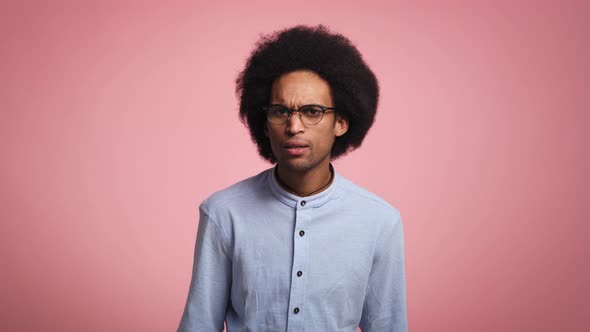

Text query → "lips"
[284,141,309,148]
[283,141,309,156]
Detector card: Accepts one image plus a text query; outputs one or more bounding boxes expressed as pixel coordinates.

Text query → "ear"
[334,115,349,137]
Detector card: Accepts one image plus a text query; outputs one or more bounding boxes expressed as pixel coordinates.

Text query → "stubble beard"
[278,149,331,175]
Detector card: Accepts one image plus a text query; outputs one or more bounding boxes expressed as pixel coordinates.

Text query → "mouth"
[284,143,309,148]
[283,141,309,156]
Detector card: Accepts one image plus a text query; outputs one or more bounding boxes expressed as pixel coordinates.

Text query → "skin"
[266,70,349,196]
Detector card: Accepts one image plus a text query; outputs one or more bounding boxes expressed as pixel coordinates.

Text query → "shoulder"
[199,168,271,217]
[336,173,402,225]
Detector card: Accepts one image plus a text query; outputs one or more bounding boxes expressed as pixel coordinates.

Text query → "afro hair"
[236,25,379,163]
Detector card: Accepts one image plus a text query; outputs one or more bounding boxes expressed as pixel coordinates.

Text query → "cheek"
[321,138,335,151]
[319,127,337,147]
[267,131,282,150]
[267,129,278,141]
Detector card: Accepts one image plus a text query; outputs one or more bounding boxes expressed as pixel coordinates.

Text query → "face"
[266,70,349,174]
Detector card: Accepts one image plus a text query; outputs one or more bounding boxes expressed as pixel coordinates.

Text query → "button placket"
[286,205,311,331]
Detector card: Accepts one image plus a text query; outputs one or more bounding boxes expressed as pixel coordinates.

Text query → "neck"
[275,163,334,197]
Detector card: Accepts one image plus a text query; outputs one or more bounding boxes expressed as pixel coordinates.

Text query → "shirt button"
[293,307,300,314]
[300,200,306,207]
[299,230,305,237]
[297,271,303,277]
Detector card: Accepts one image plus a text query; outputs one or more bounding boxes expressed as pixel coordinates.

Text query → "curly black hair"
[236,25,379,163]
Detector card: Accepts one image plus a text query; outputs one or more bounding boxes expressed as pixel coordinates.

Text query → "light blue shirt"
[178,167,407,331]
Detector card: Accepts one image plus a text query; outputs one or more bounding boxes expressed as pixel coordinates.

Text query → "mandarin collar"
[267,165,340,208]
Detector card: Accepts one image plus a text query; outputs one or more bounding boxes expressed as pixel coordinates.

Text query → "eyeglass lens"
[267,105,326,125]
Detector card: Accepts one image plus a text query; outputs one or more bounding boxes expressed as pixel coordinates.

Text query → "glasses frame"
[263,104,336,126]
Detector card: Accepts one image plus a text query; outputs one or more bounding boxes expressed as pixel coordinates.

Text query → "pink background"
[1,1,588,331]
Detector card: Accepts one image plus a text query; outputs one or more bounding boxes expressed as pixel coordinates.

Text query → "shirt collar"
[267,164,340,208]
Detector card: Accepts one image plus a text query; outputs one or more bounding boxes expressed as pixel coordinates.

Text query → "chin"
[279,159,314,173]
[284,159,329,175]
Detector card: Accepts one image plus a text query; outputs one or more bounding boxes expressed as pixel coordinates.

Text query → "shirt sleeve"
[359,214,408,332]
[178,205,232,332]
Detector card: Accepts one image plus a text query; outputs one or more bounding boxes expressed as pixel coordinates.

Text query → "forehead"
[270,70,333,105]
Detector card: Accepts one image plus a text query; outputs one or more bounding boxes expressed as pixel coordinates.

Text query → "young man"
[178,25,407,332]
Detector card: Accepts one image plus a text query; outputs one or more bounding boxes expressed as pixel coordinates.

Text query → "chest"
[230,207,378,297]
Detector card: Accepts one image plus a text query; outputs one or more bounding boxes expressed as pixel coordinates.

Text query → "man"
[178,25,407,331]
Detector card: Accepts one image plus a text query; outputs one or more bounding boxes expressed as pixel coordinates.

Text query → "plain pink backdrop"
[1,1,588,331]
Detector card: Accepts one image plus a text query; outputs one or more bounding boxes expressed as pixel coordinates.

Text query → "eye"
[301,106,322,117]
[269,106,289,116]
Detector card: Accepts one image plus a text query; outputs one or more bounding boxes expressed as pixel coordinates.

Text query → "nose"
[286,111,305,134]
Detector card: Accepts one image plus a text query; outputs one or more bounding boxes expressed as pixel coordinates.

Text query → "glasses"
[263,104,336,125]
